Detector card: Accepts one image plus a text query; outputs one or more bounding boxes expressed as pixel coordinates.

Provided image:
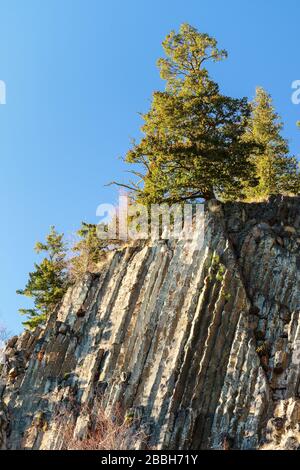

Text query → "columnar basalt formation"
[0,197,299,450]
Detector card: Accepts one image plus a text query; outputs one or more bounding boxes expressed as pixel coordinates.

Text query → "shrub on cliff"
[59,403,148,450]
[69,222,113,281]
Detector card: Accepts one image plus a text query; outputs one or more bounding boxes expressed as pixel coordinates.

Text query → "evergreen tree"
[17,226,69,330]
[120,24,258,203]
[243,87,300,199]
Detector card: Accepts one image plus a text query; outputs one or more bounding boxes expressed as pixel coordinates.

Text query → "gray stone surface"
[0,196,299,450]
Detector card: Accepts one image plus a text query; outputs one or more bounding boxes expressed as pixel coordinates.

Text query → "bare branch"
[106,181,139,192]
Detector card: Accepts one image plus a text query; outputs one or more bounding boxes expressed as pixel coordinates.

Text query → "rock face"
[0,196,299,450]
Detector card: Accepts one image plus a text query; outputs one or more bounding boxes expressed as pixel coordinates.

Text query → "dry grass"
[59,403,149,450]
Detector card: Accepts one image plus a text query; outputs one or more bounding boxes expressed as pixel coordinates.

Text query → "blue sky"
[0,0,299,333]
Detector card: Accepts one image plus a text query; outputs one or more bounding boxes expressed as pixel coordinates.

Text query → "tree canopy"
[243,87,300,200]
[122,23,259,203]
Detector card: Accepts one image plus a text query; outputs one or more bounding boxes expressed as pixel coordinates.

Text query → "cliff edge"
[1,196,299,450]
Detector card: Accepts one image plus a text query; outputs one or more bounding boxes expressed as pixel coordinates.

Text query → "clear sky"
[0,0,299,333]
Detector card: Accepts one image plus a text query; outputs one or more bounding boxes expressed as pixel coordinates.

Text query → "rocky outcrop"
[0,401,8,450]
[0,196,299,450]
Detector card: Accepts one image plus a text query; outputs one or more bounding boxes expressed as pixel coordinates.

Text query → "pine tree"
[17,226,69,330]
[243,87,300,200]
[120,24,258,203]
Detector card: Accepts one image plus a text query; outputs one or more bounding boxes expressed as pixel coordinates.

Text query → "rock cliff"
[0,196,299,450]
